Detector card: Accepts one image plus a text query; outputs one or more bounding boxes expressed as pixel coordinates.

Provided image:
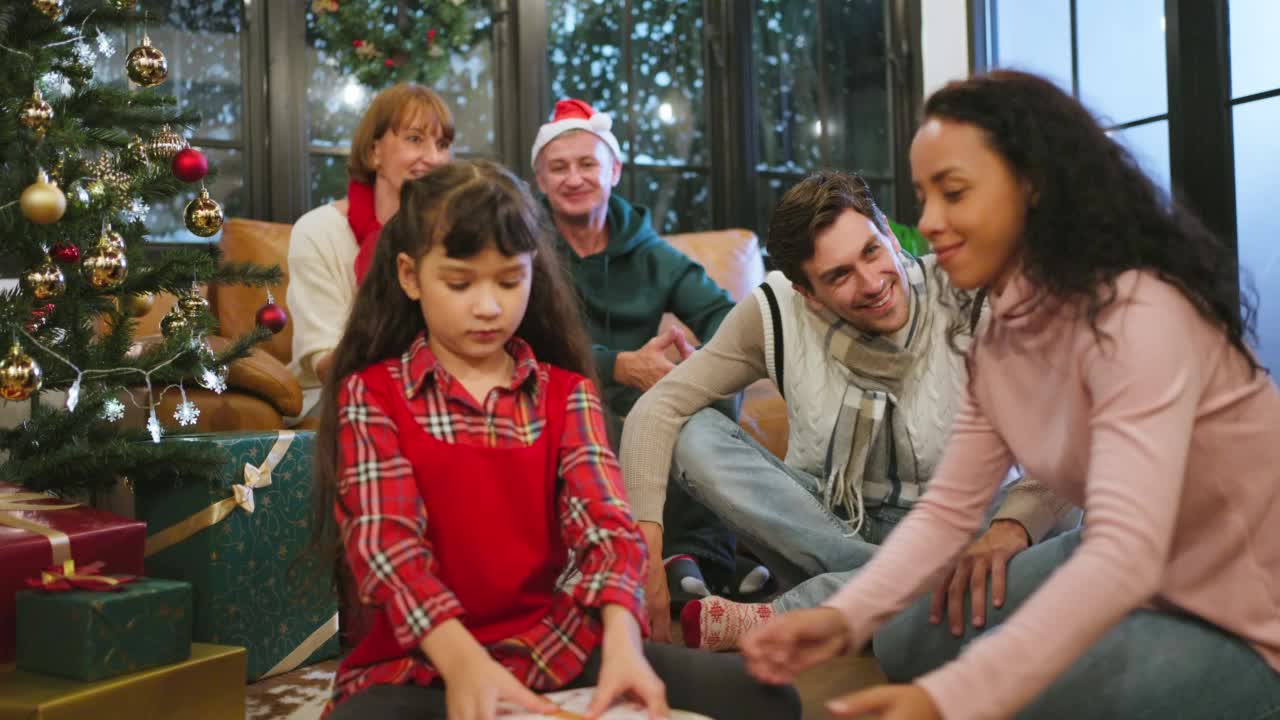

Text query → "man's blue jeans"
[670,408,907,611]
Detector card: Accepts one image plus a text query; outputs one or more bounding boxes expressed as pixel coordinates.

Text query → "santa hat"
[530,98,623,169]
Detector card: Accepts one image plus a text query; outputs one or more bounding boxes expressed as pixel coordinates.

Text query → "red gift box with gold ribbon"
[0,482,145,664]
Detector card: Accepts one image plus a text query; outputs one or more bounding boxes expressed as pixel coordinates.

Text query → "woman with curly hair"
[741,70,1280,719]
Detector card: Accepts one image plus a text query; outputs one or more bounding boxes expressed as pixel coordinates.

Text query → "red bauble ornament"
[352,39,364,48]
[26,303,55,332]
[384,58,396,67]
[172,147,208,183]
[255,302,288,334]
[51,242,80,263]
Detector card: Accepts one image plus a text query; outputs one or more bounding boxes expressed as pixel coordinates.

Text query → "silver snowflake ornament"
[199,366,228,394]
[74,40,95,65]
[173,400,201,426]
[125,198,150,222]
[101,398,126,422]
[96,31,116,58]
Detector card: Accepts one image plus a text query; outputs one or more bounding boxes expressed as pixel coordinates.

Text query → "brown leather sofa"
[125,219,302,432]
[128,220,790,458]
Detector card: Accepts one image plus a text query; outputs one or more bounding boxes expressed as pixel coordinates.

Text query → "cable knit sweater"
[620,255,1071,540]
[824,270,1280,719]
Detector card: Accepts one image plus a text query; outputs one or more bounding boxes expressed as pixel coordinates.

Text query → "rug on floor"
[245,659,338,720]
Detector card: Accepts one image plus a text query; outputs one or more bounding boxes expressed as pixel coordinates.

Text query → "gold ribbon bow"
[144,432,296,557]
[0,491,80,565]
[34,559,129,591]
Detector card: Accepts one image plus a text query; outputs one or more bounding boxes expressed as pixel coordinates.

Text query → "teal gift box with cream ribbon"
[134,430,338,681]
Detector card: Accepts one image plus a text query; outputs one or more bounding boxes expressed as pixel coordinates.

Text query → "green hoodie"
[554,195,736,417]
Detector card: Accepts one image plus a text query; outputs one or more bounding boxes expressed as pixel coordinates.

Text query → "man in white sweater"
[620,170,1077,648]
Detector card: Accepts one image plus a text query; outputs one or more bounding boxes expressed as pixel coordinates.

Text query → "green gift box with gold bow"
[15,576,192,682]
[134,430,338,681]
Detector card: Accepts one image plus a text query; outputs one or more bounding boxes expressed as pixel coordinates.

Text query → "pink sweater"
[825,270,1280,719]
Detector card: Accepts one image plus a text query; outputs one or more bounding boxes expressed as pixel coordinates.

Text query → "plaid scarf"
[813,253,932,535]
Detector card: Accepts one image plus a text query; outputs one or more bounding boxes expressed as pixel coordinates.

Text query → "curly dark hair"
[924,70,1258,371]
[309,160,595,631]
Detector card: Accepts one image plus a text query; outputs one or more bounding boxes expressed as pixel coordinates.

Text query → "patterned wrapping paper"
[134,431,339,681]
[0,483,146,664]
[0,643,246,720]
[15,577,192,681]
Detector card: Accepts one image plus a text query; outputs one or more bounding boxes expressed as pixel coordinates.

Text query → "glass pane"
[1233,97,1280,374]
[1111,120,1171,195]
[547,0,627,155]
[755,174,801,247]
[754,1,823,172]
[627,168,712,234]
[309,154,350,208]
[1076,0,1167,125]
[990,0,1073,93]
[145,147,245,244]
[305,3,496,156]
[148,0,244,142]
[629,0,707,166]
[1230,0,1280,99]
[824,0,890,178]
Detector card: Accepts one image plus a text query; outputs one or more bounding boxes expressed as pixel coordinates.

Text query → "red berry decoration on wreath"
[255,292,288,334]
[172,146,208,183]
[51,242,80,263]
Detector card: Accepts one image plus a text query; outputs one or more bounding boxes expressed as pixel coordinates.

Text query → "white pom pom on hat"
[530,98,623,169]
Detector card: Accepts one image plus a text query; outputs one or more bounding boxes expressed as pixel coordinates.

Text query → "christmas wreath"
[308,0,490,89]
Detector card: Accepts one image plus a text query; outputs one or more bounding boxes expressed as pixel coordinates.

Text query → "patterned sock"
[664,554,710,597]
[680,596,774,651]
[737,564,772,595]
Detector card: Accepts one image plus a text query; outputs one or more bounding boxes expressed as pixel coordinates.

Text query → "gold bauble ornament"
[0,343,42,402]
[184,188,224,237]
[125,135,149,167]
[19,89,53,140]
[99,224,126,249]
[32,0,64,22]
[148,125,185,160]
[81,240,128,290]
[159,306,191,338]
[178,293,209,317]
[21,257,66,301]
[123,292,155,317]
[19,172,66,225]
[125,35,168,87]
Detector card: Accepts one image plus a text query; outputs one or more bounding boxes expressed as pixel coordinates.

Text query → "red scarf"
[347,179,382,285]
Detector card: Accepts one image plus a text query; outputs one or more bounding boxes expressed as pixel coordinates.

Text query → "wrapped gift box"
[0,642,245,720]
[0,483,145,664]
[16,577,192,681]
[136,430,339,681]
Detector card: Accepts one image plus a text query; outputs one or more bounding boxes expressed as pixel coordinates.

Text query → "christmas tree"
[0,0,281,495]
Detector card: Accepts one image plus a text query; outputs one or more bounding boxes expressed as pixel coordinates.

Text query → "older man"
[532,98,765,614]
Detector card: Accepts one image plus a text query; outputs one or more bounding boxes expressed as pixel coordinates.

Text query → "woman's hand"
[825,684,942,720]
[589,605,670,719]
[741,607,852,685]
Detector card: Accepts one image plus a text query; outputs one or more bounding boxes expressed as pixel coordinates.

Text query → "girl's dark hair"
[310,159,595,610]
[925,70,1257,370]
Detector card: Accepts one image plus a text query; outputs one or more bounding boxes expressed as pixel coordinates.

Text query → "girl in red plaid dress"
[313,160,800,720]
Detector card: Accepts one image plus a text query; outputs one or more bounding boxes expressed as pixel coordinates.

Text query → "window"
[1230,0,1280,372]
[303,2,497,208]
[143,0,249,244]
[984,0,1171,195]
[753,0,894,235]
[546,0,711,234]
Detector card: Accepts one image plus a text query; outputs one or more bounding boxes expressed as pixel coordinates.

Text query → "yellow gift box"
[0,643,245,720]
